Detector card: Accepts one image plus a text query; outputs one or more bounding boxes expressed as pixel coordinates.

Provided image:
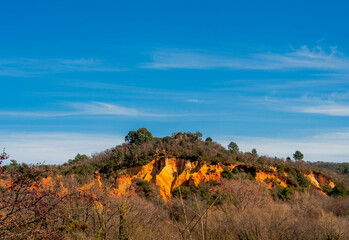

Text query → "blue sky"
[1,0,349,163]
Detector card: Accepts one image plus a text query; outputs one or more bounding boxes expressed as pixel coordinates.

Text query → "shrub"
[67,153,88,165]
[246,173,254,181]
[297,174,310,188]
[277,186,293,200]
[233,167,240,174]
[323,185,332,195]
[172,186,191,198]
[222,168,234,179]
[117,151,125,163]
[329,185,349,197]
[0,155,68,238]
[277,165,285,175]
[136,180,152,198]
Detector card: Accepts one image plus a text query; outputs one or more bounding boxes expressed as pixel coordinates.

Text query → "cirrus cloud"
[0,57,122,77]
[142,45,349,71]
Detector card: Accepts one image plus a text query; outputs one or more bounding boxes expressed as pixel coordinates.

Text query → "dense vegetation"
[310,161,349,176]
[1,128,349,239]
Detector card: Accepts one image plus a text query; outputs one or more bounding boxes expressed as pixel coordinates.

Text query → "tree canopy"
[228,141,239,153]
[125,128,153,144]
[293,151,304,161]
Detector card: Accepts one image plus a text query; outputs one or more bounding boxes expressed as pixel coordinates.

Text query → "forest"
[1,128,349,240]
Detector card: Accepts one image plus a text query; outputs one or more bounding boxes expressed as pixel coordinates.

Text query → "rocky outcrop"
[305,172,335,189]
[30,157,335,202]
[115,157,225,201]
[112,157,336,201]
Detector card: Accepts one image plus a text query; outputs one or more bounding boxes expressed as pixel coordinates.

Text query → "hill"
[1,128,349,239]
[59,129,349,199]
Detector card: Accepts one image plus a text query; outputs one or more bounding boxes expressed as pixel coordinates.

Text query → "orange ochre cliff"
[116,157,225,201]
[112,157,335,201]
[20,157,335,202]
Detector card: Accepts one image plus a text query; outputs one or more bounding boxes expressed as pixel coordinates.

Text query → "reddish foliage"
[0,151,69,239]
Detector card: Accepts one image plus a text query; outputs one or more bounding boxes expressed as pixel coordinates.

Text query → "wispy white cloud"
[71,82,172,96]
[70,102,143,116]
[0,132,123,164]
[72,83,349,117]
[142,45,349,71]
[68,102,172,117]
[0,111,71,117]
[142,50,243,69]
[67,81,218,104]
[59,58,101,65]
[185,99,204,103]
[251,93,349,117]
[217,130,349,162]
[328,92,349,101]
[0,101,188,118]
[263,79,347,90]
[297,104,349,116]
[290,96,349,117]
[0,57,122,77]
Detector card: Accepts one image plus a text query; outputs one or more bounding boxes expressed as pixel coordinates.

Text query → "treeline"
[310,161,349,176]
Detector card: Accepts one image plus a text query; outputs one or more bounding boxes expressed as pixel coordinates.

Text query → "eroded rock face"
[115,157,225,201]
[30,157,335,202]
[255,171,288,188]
[305,172,335,189]
[112,157,336,201]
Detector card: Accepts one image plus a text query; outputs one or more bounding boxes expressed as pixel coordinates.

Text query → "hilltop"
[59,128,349,199]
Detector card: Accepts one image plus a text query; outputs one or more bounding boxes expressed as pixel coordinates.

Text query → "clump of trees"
[110,129,235,169]
[125,128,153,144]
